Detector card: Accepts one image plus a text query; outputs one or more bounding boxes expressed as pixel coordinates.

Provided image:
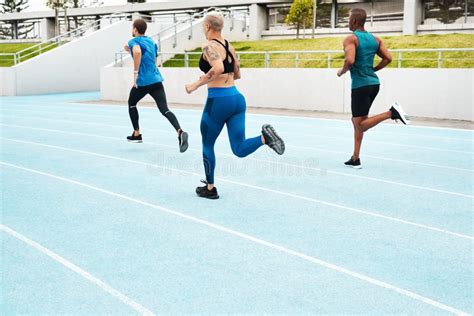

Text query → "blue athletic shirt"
[350,30,380,89]
[128,36,163,87]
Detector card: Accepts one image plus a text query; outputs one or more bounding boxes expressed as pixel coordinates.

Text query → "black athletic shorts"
[351,84,380,117]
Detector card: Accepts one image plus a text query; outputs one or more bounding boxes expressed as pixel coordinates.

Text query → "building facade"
[1,0,473,41]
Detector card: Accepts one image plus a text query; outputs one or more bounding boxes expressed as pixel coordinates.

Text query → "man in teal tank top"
[337,8,410,169]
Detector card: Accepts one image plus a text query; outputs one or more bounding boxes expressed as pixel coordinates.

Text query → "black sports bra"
[199,39,235,74]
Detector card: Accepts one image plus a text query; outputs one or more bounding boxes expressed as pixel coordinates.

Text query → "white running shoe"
[390,102,411,125]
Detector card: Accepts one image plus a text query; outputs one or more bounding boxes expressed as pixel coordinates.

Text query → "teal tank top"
[350,30,380,89]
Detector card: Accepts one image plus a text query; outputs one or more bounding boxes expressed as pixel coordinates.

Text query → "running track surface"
[1,92,473,315]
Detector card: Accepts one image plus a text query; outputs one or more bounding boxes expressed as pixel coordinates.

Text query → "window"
[269,6,291,27]
[424,0,474,24]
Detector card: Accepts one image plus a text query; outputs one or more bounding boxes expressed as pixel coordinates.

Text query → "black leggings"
[128,82,181,132]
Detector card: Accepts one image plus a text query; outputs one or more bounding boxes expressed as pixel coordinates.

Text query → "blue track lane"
[1,93,472,315]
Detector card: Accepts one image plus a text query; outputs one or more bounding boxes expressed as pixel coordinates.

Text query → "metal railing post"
[13,53,17,65]
[265,52,270,68]
[295,52,299,68]
[398,51,402,68]
[173,14,178,48]
[188,15,193,40]
[438,50,443,68]
[327,52,331,68]
[184,52,189,67]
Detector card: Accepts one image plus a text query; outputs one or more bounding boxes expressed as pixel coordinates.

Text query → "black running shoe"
[390,102,410,125]
[262,124,285,155]
[344,157,362,169]
[178,130,189,153]
[127,133,142,143]
[196,180,219,199]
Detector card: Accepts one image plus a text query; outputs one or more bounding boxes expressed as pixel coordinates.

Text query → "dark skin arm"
[337,35,357,77]
[373,36,392,72]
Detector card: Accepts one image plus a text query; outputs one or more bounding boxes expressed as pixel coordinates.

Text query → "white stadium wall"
[101,67,473,121]
[368,69,473,121]
[11,21,132,96]
[0,67,17,96]
[0,20,168,97]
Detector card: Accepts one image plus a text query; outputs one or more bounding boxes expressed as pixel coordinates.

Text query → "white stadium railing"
[113,7,249,66]
[0,12,132,66]
[153,48,474,69]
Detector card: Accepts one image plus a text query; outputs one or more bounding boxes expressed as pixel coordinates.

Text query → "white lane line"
[1,114,474,172]
[5,108,474,154]
[1,162,470,316]
[0,224,155,316]
[2,136,472,241]
[249,155,474,199]
[296,133,473,155]
[2,123,473,198]
[4,100,474,136]
[2,114,474,173]
[299,146,474,173]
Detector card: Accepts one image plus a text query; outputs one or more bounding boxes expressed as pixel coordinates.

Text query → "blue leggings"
[200,87,263,184]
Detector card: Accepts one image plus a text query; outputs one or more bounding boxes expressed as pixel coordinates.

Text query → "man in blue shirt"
[124,19,188,153]
[337,8,410,169]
